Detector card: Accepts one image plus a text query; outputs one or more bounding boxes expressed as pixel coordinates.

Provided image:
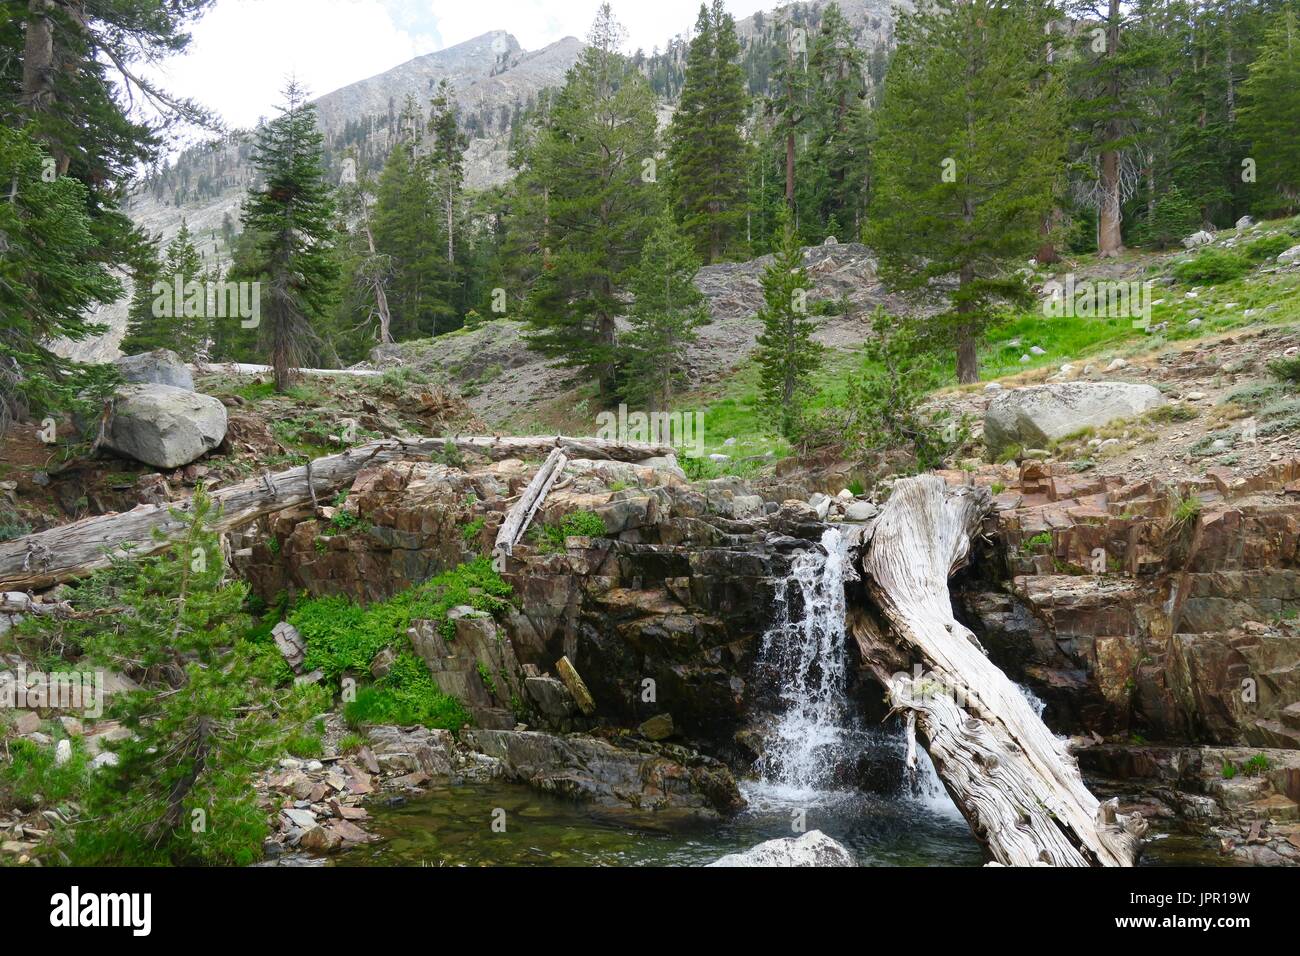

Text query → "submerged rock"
[708,830,855,867]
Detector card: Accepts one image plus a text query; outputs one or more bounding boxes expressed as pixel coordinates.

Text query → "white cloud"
[147,0,774,136]
[145,0,429,131]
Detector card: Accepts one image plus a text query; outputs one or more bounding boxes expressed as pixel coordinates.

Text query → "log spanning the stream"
[851,475,1145,867]
[0,434,674,592]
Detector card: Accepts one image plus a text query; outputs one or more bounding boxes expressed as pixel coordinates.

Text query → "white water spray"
[755,528,855,796]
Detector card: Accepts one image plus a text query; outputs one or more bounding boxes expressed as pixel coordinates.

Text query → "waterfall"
[755,528,855,796]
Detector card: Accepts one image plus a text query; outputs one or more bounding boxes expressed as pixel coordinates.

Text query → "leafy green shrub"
[460,515,486,543]
[1021,532,1053,554]
[293,558,513,672]
[1171,249,1252,285]
[531,510,608,554]
[1243,233,1294,261]
[1221,759,1238,779]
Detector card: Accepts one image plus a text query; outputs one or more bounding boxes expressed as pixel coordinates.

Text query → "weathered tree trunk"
[0,435,674,591]
[1097,0,1125,259]
[492,447,567,571]
[851,475,1145,866]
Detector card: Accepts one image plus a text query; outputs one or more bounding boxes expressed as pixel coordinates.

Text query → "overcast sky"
[146,0,773,133]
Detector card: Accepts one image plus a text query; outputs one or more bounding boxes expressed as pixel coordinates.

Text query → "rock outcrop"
[103,384,228,469]
[463,729,744,818]
[234,456,827,757]
[951,456,1300,749]
[984,382,1165,457]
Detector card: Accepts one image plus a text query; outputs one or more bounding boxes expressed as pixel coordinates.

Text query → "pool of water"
[333,779,985,867]
[329,777,1235,868]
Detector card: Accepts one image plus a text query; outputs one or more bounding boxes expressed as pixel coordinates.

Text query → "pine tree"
[372,140,452,337]
[523,4,659,398]
[1240,3,1300,215]
[805,2,870,238]
[0,125,120,434]
[623,210,709,409]
[428,80,468,270]
[768,17,814,213]
[120,221,209,359]
[755,209,822,438]
[667,1,750,263]
[1067,0,1138,256]
[335,148,394,352]
[868,0,1065,384]
[19,490,301,865]
[237,82,340,392]
[2,2,217,290]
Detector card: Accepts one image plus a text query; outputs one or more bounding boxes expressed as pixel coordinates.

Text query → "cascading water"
[754,528,855,797]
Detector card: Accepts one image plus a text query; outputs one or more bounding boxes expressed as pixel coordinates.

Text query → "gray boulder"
[984,382,1164,457]
[1182,230,1215,249]
[104,384,227,469]
[708,830,855,867]
[113,349,194,391]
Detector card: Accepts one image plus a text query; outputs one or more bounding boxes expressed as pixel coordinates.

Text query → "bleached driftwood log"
[852,474,1145,867]
[0,434,672,591]
[492,447,568,571]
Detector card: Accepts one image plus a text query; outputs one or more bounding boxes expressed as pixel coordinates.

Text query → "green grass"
[231,380,324,404]
[283,730,324,759]
[338,733,367,754]
[1269,356,1300,385]
[530,510,607,554]
[0,737,89,812]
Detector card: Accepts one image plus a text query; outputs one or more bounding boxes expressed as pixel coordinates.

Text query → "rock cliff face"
[233,455,827,758]
[949,457,1300,750]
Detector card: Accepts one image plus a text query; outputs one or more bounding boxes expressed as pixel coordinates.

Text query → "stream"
[333,528,1234,867]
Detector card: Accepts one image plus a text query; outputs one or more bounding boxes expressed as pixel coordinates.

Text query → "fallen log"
[492,447,567,571]
[851,474,1145,866]
[0,435,674,591]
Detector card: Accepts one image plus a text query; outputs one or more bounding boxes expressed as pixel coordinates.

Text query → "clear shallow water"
[335,778,988,867]
[331,777,1231,867]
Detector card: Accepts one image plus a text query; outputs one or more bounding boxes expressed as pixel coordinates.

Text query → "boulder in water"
[708,830,855,867]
